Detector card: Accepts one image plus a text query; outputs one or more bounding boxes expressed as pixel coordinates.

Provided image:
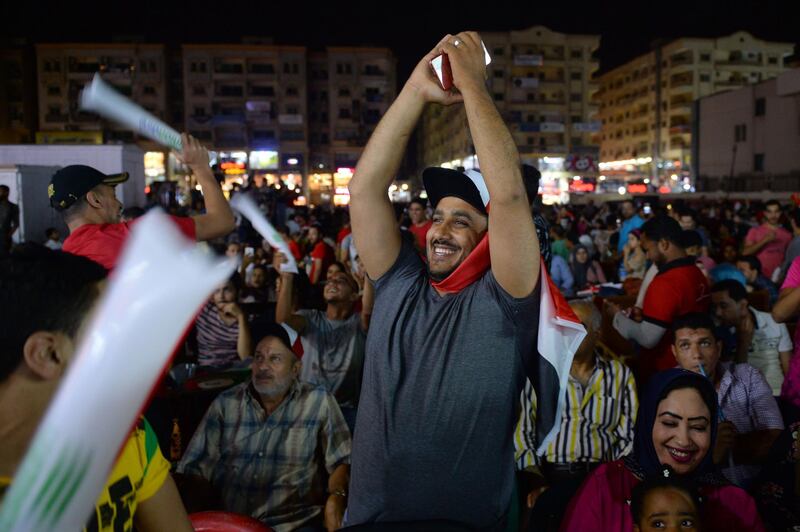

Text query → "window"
[493,93,504,101]
[570,93,582,102]
[193,107,206,116]
[493,47,504,56]
[570,48,582,59]
[571,115,581,123]
[768,55,778,65]
[754,153,764,171]
[250,63,275,74]
[285,86,299,97]
[734,124,747,142]
[570,71,582,80]
[700,73,711,82]
[46,86,61,96]
[494,70,503,78]
[755,97,766,116]
[143,86,156,95]
[192,85,206,96]
[338,87,350,97]
[700,53,711,62]
[571,137,581,146]
[286,105,299,114]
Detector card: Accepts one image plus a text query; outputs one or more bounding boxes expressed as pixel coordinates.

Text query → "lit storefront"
[144,151,167,184]
[333,167,354,206]
[308,173,334,205]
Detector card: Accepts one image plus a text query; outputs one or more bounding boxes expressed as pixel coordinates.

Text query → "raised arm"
[273,251,308,333]
[440,32,539,297]
[177,133,236,242]
[772,285,800,323]
[349,36,463,280]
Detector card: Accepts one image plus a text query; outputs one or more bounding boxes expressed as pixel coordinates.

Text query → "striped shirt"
[717,361,784,486]
[515,352,638,470]
[177,380,351,532]
[195,302,240,367]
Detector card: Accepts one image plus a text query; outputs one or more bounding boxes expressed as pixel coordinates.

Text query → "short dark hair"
[765,199,781,210]
[793,208,800,227]
[711,279,748,302]
[630,467,702,525]
[737,254,761,273]
[0,245,107,381]
[642,215,684,247]
[671,312,718,339]
[676,206,696,220]
[44,227,58,238]
[409,198,427,209]
[0,184,9,192]
[551,225,565,238]
[681,229,702,249]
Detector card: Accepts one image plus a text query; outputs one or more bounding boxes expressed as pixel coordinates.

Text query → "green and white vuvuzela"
[80,73,183,151]
[0,210,235,531]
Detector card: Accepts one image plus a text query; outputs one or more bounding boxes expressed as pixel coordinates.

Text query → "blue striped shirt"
[177,380,351,531]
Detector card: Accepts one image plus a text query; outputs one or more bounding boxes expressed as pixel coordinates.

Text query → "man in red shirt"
[406,198,432,253]
[609,215,710,383]
[50,134,235,270]
[308,223,335,285]
[743,200,791,279]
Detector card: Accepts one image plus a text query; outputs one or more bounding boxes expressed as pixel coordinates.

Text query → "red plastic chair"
[189,511,274,532]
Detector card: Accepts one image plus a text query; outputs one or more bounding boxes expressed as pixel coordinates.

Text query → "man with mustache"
[177,324,351,531]
[345,32,541,529]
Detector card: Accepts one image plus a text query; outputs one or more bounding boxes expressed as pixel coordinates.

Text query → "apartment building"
[695,68,800,192]
[420,26,601,203]
[35,43,168,144]
[596,31,793,190]
[0,44,37,143]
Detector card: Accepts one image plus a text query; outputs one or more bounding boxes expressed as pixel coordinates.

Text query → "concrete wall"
[0,144,146,208]
[697,69,800,179]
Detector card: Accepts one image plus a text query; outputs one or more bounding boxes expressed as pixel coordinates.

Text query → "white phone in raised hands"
[431,40,492,91]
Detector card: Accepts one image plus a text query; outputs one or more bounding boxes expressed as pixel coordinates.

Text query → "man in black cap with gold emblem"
[344,32,543,530]
[49,133,234,270]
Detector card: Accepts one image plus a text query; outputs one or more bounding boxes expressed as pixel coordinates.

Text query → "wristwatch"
[329,488,347,498]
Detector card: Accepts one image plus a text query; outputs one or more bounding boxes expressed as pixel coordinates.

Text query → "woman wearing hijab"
[562,368,765,531]
[570,244,606,292]
[623,228,648,280]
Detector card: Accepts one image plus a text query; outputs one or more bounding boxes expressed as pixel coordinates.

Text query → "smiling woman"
[561,368,766,532]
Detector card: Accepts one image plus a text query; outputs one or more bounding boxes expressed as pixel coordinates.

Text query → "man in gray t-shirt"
[345,33,542,529]
[275,264,374,430]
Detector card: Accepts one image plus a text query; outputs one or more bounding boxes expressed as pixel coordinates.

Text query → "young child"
[631,467,703,531]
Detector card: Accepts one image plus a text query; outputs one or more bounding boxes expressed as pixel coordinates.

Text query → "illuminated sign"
[627,184,648,194]
[249,150,278,170]
[569,180,595,193]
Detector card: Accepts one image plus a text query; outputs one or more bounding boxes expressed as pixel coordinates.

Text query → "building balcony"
[669,125,691,134]
[44,113,69,123]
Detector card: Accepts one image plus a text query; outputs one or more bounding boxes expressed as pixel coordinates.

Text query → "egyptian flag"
[280,323,305,359]
[423,167,586,453]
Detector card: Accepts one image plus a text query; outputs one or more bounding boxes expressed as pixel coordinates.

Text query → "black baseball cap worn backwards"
[49,165,129,211]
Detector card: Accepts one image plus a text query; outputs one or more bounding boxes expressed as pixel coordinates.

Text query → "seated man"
[49,133,235,270]
[0,245,192,531]
[711,279,792,395]
[275,252,373,432]
[176,324,351,532]
[737,255,779,307]
[670,312,784,487]
[516,300,637,532]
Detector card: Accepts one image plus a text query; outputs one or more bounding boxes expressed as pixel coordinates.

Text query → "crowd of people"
[1,31,799,532]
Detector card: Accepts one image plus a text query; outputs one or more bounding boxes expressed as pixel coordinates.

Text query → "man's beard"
[252,374,294,399]
[427,263,459,282]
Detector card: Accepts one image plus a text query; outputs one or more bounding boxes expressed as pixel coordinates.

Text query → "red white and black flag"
[532,263,587,454]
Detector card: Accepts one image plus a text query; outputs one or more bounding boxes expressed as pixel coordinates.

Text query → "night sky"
[3,0,797,79]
